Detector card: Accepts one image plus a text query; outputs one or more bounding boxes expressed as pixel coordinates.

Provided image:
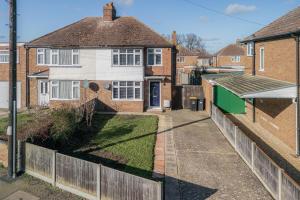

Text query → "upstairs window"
[247,42,254,56]
[259,47,265,71]
[147,48,162,66]
[112,49,142,66]
[177,56,185,63]
[0,50,19,64]
[231,56,240,63]
[37,49,79,66]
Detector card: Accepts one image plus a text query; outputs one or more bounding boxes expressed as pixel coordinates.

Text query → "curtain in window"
[59,50,72,65]
[59,81,72,99]
[45,49,51,64]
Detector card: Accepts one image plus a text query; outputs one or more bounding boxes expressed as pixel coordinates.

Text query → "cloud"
[118,0,134,6]
[225,4,256,15]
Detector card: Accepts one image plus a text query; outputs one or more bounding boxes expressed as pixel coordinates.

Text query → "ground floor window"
[50,80,80,100]
[112,81,142,100]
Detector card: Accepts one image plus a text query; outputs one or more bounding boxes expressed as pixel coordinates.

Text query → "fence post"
[52,150,57,186]
[278,169,283,200]
[251,142,255,171]
[97,164,101,200]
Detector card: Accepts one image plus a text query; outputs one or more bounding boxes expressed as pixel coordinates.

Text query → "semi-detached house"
[25,2,176,112]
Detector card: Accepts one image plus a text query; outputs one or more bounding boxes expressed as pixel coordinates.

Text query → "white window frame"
[0,50,19,64]
[259,47,265,71]
[112,49,143,67]
[231,56,240,63]
[177,56,185,63]
[112,81,143,101]
[37,48,80,66]
[247,42,254,56]
[147,48,163,66]
[50,80,80,100]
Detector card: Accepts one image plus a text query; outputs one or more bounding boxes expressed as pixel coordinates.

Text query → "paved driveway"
[165,110,272,200]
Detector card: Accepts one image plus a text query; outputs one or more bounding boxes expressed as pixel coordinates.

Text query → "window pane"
[113,49,119,53]
[135,82,140,86]
[73,54,79,65]
[135,88,141,99]
[113,88,118,99]
[59,50,72,65]
[127,49,134,53]
[59,81,72,99]
[113,81,118,86]
[45,49,51,64]
[127,81,133,86]
[51,83,58,99]
[148,49,154,53]
[113,54,119,65]
[73,86,80,99]
[120,49,126,53]
[135,55,141,65]
[120,88,126,99]
[120,81,126,86]
[155,54,162,65]
[127,54,134,65]
[135,49,141,53]
[120,54,126,65]
[148,54,154,65]
[127,87,134,99]
[38,54,44,65]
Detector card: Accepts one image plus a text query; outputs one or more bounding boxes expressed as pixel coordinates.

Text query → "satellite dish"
[104,82,111,90]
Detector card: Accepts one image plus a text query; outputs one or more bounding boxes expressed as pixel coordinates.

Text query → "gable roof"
[244,6,300,41]
[215,44,245,57]
[27,17,173,48]
[177,46,198,56]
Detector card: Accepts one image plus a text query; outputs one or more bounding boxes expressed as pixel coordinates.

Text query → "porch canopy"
[214,74,296,99]
[28,70,49,78]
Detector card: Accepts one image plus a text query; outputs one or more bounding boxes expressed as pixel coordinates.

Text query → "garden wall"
[25,143,162,200]
[211,104,300,200]
[0,140,8,167]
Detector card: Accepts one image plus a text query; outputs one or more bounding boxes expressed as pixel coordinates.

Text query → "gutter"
[25,47,30,108]
[241,30,300,43]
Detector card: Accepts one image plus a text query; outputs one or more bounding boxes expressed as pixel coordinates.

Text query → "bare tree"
[164,33,206,52]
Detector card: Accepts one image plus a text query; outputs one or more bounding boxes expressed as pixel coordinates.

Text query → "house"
[212,42,246,69]
[0,43,26,109]
[25,2,176,112]
[203,6,300,179]
[197,51,212,67]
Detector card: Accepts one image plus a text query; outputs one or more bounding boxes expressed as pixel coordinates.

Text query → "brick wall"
[202,79,213,116]
[216,55,246,67]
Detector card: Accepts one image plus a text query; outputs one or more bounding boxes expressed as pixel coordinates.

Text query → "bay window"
[37,48,79,66]
[147,48,162,66]
[112,81,142,100]
[112,49,142,66]
[51,80,80,100]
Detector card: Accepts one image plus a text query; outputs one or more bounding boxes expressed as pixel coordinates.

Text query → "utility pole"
[7,0,17,179]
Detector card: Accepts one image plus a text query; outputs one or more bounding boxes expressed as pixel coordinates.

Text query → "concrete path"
[165,110,272,200]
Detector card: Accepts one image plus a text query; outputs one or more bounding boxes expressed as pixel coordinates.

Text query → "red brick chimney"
[103,2,116,21]
[172,31,177,46]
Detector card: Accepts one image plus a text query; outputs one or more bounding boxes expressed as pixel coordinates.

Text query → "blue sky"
[0,0,299,53]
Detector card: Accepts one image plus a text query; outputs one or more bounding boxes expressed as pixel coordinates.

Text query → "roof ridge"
[26,17,90,46]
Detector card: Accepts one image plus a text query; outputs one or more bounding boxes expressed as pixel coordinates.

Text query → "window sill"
[112,99,144,102]
[147,65,163,67]
[112,65,143,67]
[50,98,80,101]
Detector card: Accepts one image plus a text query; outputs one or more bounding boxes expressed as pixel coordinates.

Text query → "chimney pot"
[103,2,116,21]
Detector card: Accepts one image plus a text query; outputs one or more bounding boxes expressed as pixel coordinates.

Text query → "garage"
[0,81,21,109]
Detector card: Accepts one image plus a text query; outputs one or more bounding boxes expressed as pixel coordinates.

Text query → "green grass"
[0,113,33,136]
[87,114,158,178]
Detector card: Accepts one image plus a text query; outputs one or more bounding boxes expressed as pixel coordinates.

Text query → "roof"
[244,6,300,41]
[201,72,243,81]
[214,44,245,57]
[27,17,173,48]
[195,50,212,59]
[214,74,296,98]
[28,70,49,78]
[177,46,198,56]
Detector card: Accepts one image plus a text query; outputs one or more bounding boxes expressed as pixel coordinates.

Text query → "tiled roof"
[27,17,173,48]
[215,44,245,56]
[244,6,300,41]
[177,46,198,56]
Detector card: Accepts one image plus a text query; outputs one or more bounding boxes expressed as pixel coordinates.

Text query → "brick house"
[25,2,176,112]
[0,43,27,109]
[203,6,300,175]
[212,43,246,69]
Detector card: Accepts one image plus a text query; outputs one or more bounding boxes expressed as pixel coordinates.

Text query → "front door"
[38,80,49,106]
[150,81,160,108]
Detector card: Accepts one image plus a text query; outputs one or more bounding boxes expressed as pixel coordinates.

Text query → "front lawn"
[73,114,158,178]
[0,113,34,137]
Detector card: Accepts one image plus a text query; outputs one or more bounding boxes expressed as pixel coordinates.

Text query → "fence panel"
[215,108,224,129]
[56,153,99,199]
[281,172,300,200]
[235,128,252,166]
[101,166,162,200]
[223,117,235,146]
[25,143,55,183]
[253,145,279,198]
[211,104,217,121]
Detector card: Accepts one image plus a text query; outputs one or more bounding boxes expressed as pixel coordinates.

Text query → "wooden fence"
[25,143,162,200]
[211,104,300,200]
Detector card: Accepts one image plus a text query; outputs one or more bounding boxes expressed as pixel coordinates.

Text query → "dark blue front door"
[150,81,160,107]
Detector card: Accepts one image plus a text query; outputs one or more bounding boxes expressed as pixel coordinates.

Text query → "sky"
[0,0,299,53]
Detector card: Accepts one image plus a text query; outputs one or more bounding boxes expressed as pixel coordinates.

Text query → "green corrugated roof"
[214,74,295,97]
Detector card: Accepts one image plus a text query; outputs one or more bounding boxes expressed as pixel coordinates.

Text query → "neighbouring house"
[212,42,246,69]
[197,51,212,67]
[0,43,26,109]
[25,2,176,112]
[203,6,300,180]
